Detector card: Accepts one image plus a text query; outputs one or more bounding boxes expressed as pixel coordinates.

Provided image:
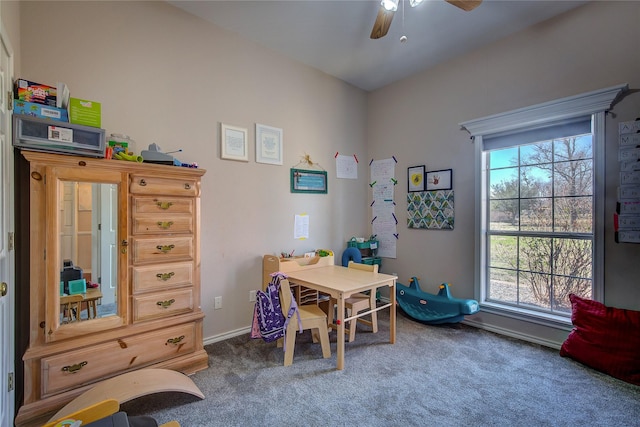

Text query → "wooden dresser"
[15,152,208,427]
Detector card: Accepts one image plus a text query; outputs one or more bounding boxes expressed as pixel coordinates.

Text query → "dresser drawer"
[130,175,199,197]
[41,323,196,397]
[132,261,194,294]
[133,197,194,215]
[133,288,194,322]
[132,215,194,235]
[132,236,193,264]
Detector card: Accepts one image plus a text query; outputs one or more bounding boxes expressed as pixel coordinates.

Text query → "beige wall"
[13,1,640,347]
[17,1,369,340]
[368,1,640,345]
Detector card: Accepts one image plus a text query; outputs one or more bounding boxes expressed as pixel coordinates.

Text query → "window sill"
[480,301,573,331]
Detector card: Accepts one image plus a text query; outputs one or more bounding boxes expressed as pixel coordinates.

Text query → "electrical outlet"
[249,290,257,302]
[214,296,222,309]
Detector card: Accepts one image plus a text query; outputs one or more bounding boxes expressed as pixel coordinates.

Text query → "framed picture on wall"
[221,123,249,162]
[426,169,452,191]
[408,165,425,192]
[255,123,283,165]
[291,168,328,194]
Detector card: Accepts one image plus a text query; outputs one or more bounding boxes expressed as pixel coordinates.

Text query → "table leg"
[390,281,396,344]
[369,287,378,333]
[336,294,345,370]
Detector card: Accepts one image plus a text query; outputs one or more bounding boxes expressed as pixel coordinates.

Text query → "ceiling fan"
[370,0,483,39]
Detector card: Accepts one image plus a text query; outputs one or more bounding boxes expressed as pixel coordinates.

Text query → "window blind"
[482,116,592,152]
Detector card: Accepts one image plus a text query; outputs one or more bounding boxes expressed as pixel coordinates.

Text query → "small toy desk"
[60,288,103,320]
[262,254,397,370]
[287,265,397,370]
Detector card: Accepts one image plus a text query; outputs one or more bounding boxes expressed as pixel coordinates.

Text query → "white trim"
[0,23,15,57]
[204,327,250,346]
[460,84,628,137]
[592,111,606,302]
[479,301,573,329]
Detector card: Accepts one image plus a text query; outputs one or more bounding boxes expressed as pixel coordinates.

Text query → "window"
[460,84,626,325]
[485,123,593,318]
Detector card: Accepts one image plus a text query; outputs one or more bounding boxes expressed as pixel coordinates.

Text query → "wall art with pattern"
[407,190,454,230]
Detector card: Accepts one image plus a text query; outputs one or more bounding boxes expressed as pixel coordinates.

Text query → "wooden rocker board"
[48,368,204,423]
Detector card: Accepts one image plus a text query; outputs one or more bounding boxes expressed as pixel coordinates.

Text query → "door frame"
[0,20,15,427]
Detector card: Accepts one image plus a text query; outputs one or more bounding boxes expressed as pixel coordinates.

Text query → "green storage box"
[347,238,379,250]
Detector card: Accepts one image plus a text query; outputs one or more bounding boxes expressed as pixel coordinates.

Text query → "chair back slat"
[347,260,378,273]
[279,279,293,317]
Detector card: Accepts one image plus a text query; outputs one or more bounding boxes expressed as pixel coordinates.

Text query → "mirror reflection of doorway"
[59,182,117,318]
[98,183,117,307]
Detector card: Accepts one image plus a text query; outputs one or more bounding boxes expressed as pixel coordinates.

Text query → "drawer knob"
[139,179,147,186]
[184,183,191,190]
[156,272,175,281]
[62,361,87,374]
[156,298,175,308]
[166,335,186,345]
[157,221,174,230]
[156,244,175,253]
[156,201,173,210]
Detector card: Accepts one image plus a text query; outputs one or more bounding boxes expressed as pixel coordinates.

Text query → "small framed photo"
[408,165,425,192]
[221,123,249,162]
[426,169,452,191]
[291,168,328,194]
[256,123,283,165]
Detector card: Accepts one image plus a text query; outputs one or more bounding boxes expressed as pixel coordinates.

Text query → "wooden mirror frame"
[43,165,129,342]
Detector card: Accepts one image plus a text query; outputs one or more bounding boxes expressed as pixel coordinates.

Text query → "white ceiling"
[169,0,588,92]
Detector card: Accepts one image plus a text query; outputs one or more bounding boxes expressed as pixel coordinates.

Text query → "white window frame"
[460,84,627,328]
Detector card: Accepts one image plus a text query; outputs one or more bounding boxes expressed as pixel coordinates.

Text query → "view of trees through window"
[486,134,594,316]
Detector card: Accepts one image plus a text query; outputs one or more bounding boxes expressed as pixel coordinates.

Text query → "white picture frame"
[221,123,249,162]
[255,123,283,165]
[426,169,452,191]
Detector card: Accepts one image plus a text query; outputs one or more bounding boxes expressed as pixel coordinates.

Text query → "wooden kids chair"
[279,278,331,366]
[327,261,379,342]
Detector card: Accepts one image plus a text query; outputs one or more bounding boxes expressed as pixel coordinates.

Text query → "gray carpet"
[123,310,640,426]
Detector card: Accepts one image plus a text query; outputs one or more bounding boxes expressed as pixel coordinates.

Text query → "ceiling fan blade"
[370,6,395,39]
[445,0,482,12]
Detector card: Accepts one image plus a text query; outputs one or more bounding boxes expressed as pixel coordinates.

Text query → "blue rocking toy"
[396,277,479,324]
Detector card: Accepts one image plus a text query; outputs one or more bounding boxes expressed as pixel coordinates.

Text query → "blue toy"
[396,277,479,324]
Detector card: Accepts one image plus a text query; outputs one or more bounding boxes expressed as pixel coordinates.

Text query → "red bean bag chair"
[560,294,640,385]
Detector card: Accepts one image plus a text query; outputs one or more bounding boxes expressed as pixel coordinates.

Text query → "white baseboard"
[203,327,250,346]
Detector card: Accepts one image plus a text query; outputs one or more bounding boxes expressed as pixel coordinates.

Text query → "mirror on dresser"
[58,180,118,322]
[44,165,129,342]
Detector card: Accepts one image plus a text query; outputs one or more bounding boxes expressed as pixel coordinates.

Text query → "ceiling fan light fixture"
[409,0,424,7]
[381,0,398,12]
